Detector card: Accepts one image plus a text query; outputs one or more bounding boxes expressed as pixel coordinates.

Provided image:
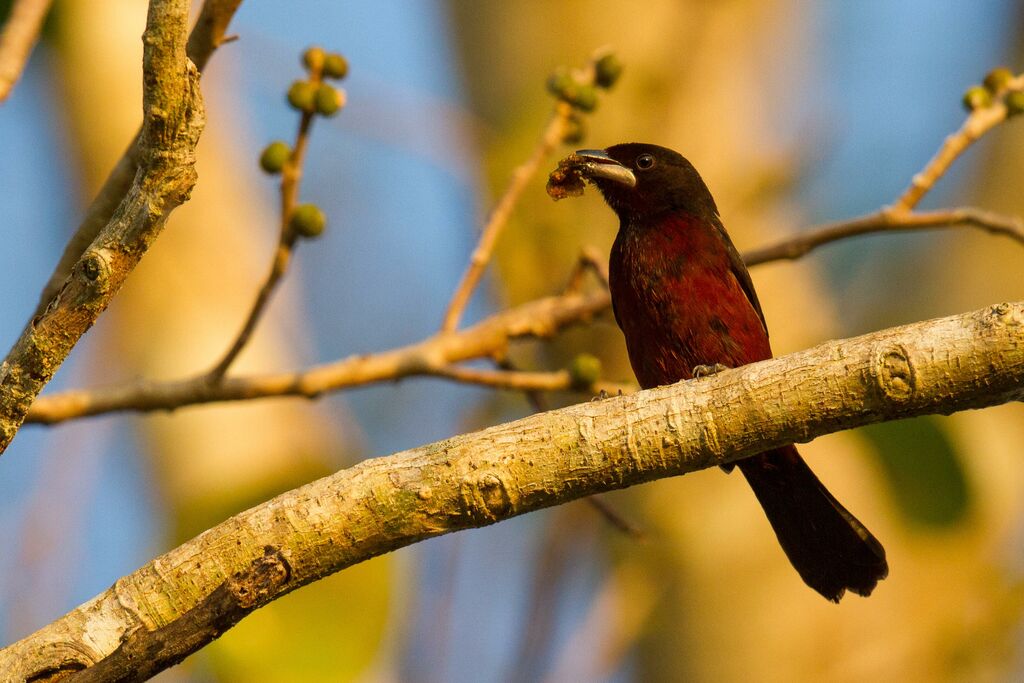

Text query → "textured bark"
[31,0,243,318]
[2,301,1022,682]
[0,0,204,455]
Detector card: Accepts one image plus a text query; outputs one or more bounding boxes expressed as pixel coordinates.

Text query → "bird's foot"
[692,363,729,378]
[591,389,611,402]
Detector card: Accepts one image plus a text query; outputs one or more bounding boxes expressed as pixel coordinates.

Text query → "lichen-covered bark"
[2,301,1022,682]
[0,0,204,455]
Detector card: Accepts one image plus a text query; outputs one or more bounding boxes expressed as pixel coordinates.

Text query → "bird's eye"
[635,154,655,170]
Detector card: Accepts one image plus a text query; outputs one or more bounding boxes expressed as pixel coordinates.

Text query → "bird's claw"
[591,389,611,402]
[692,363,729,378]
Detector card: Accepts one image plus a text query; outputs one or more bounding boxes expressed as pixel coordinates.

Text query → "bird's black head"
[576,143,719,222]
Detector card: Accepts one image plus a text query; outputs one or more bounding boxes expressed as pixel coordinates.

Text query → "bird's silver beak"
[575,149,636,187]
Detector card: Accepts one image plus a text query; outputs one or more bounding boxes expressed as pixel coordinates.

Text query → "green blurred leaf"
[860,416,972,530]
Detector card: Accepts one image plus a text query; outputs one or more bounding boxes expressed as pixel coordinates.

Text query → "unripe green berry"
[303,46,326,73]
[594,53,623,89]
[315,84,345,117]
[290,204,326,238]
[1006,90,1024,117]
[569,84,598,112]
[562,112,587,144]
[323,53,349,80]
[962,85,991,111]
[546,69,574,98]
[983,66,1014,93]
[287,80,317,113]
[569,353,602,389]
[259,141,291,174]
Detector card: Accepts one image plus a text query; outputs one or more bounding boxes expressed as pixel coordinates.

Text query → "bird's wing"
[714,219,768,336]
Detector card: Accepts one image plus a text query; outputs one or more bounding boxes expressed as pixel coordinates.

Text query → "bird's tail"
[737,445,888,602]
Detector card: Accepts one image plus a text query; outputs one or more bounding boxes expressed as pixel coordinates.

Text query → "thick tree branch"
[0,0,53,103]
[31,0,244,319]
[4,301,1022,681]
[0,0,204,455]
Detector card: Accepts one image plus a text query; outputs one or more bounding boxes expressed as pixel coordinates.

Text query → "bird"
[570,143,887,602]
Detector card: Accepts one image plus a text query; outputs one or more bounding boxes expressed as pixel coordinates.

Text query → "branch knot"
[459,472,515,522]
[872,344,916,403]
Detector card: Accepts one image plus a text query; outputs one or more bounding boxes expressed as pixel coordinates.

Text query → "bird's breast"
[609,217,772,389]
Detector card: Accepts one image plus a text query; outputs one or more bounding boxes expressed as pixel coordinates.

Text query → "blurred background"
[1,0,1024,681]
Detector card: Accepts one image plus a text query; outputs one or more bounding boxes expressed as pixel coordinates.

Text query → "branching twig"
[744,206,1024,265]
[5,301,1023,681]
[0,0,53,103]
[26,290,613,424]
[0,0,204,455]
[438,42,615,332]
[30,0,244,319]
[19,67,1024,429]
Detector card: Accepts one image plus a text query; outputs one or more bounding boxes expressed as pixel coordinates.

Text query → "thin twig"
[27,289,613,424]
[206,88,319,381]
[439,100,573,332]
[185,0,243,72]
[744,206,1024,266]
[431,364,571,391]
[0,0,53,103]
[435,364,633,396]
[746,73,1024,265]
[894,101,1012,212]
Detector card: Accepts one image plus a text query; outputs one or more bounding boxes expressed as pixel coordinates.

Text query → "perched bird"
[570,143,887,602]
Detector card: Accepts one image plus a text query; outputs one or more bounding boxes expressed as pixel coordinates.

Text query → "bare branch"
[5,301,1023,681]
[27,290,613,424]
[894,100,1012,211]
[744,206,1024,266]
[430,364,571,390]
[31,0,245,318]
[0,0,53,103]
[0,0,204,454]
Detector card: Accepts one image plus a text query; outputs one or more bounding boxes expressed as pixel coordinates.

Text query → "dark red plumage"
[578,143,887,602]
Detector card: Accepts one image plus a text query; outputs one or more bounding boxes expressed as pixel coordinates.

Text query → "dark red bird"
[574,143,887,602]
